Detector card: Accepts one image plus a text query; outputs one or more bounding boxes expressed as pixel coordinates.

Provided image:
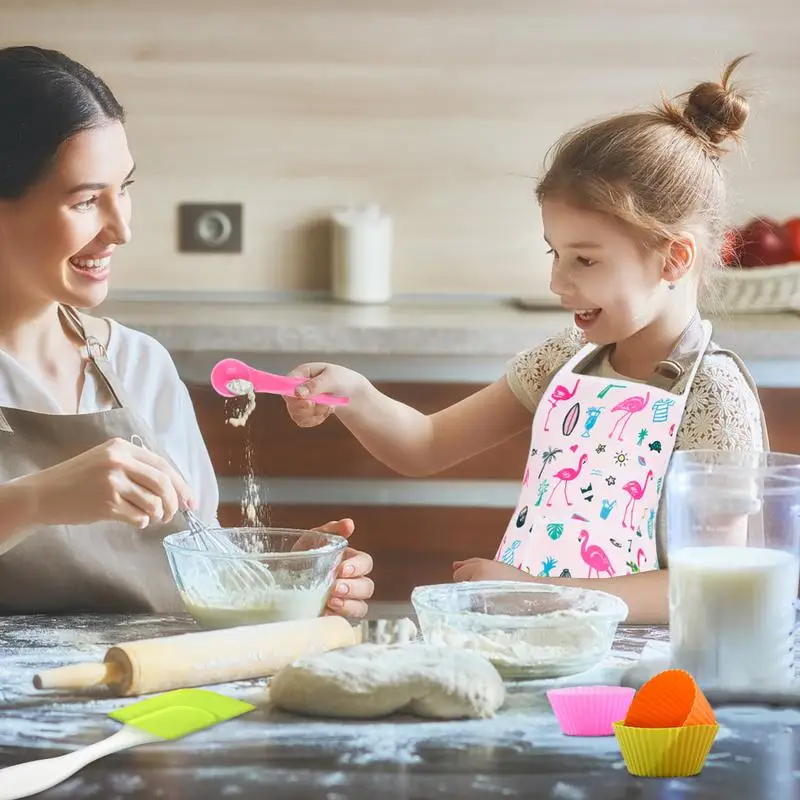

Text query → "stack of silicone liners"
[612,669,719,778]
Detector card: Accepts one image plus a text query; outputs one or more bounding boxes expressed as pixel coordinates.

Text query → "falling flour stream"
[224,391,268,528]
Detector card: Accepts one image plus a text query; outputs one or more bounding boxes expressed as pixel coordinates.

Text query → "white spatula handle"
[0,726,161,800]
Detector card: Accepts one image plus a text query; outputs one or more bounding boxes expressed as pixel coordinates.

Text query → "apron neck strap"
[652,313,712,394]
[58,304,88,339]
[0,307,134,435]
[573,312,711,394]
[58,305,131,409]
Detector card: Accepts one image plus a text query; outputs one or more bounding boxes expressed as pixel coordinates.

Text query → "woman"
[0,45,374,616]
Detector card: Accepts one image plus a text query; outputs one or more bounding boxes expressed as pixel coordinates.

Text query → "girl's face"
[0,121,134,311]
[542,198,673,346]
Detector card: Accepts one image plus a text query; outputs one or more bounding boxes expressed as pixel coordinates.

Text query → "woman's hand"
[453,557,535,583]
[283,363,369,428]
[18,438,193,530]
[312,519,374,618]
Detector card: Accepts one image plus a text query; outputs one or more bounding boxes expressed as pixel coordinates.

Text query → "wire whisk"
[129,435,276,598]
[181,508,277,595]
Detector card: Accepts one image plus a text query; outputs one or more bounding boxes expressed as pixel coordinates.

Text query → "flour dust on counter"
[6,615,800,799]
[0,620,666,767]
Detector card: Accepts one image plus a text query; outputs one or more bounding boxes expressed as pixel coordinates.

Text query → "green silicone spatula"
[0,688,255,800]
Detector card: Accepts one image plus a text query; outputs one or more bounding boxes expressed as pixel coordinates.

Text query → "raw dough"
[268,643,505,720]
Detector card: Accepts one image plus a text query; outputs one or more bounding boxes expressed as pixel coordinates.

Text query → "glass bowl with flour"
[411,581,628,679]
[163,528,347,629]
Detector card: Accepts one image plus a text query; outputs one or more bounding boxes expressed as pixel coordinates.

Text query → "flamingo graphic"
[608,391,650,442]
[543,379,580,432]
[578,529,615,578]
[626,548,647,574]
[523,467,530,488]
[546,453,588,507]
[622,469,653,528]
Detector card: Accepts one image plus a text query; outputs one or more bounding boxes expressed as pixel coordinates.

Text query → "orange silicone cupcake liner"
[624,669,715,729]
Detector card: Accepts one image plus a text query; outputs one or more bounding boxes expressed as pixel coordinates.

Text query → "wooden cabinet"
[191,383,800,601]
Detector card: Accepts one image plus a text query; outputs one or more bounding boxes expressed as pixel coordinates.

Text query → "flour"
[223,387,269,526]
[1,617,794,792]
[108,773,146,794]
[419,609,613,679]
[551,782,586,800]
[227,388,256,428]
[2,627,106,650]
[239,439,267,528]
[269,644,505,720]
[363,618,418,645]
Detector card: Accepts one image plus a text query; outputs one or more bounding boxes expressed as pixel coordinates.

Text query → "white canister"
[330,204,393,304]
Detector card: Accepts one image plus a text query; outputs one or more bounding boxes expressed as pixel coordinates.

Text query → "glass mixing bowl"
[163,527,347,629]
[411,581,629,679]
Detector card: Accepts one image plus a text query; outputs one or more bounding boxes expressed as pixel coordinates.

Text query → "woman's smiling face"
[0,121,134,310]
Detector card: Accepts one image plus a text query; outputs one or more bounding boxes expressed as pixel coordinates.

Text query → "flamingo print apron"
[496,321,712,580]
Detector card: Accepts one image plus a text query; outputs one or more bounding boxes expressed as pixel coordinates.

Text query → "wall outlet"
[178,203,243,253]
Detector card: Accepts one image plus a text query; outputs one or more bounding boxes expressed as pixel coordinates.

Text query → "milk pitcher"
[666,450,800,690]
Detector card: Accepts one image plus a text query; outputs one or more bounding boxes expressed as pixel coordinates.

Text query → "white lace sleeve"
[675,352,765,452]
[505,327,584,412]
[655,351,765,569]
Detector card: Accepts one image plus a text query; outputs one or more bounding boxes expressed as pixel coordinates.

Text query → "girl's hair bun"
[682,55,750,149]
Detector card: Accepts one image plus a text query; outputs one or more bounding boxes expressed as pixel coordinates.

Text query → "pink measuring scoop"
[210,358,350,406]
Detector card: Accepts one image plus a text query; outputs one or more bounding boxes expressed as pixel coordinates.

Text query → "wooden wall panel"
[208,384,800,601]
[190,382,530,479]
[191,384,800,482]
[757,388,800,454]
[4,1,798,295]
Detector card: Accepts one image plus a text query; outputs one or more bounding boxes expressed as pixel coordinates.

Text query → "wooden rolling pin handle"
[33,661,118,691]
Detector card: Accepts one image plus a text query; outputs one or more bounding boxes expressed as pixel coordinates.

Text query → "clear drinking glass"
[666,450,800,690]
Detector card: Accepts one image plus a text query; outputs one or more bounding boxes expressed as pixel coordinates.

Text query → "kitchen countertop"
[93,297,800,361]
[1,611,799,799]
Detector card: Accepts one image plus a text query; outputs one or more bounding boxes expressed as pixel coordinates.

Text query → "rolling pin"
[33,616,359,697]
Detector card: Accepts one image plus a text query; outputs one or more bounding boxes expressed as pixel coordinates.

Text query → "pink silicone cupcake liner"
[547,686,636,737]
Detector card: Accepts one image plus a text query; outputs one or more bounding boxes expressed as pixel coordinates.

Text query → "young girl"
[284,57,769,624]
[0,46,374,616]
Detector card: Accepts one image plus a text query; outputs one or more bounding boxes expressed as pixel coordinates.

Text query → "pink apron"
[496,321,712,579]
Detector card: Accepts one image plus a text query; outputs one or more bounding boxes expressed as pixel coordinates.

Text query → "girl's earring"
[668,282,676,291]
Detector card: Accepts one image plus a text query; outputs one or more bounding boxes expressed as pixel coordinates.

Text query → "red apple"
[720,228,741,266]
[784,218,800,262]
[738,218,794,268]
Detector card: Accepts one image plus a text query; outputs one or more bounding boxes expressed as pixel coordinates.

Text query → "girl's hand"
[19,437,193,530]
[283,363,368,428]
[453,557,535,583]
[312,519,374,618]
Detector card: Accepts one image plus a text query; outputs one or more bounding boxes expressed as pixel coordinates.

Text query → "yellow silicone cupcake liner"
[613,721,719,778]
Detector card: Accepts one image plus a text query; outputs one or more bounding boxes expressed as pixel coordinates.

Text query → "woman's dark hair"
[0,46,124,199]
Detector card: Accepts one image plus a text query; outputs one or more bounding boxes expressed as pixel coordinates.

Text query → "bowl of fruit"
[709,217,800,313]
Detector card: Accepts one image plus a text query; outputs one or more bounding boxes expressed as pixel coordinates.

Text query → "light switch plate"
[178,203,243,253]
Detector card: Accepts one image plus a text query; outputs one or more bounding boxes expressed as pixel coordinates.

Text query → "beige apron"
[0,306,190,614]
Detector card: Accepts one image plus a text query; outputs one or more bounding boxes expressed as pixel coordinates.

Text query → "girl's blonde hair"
[536,57,750,291]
